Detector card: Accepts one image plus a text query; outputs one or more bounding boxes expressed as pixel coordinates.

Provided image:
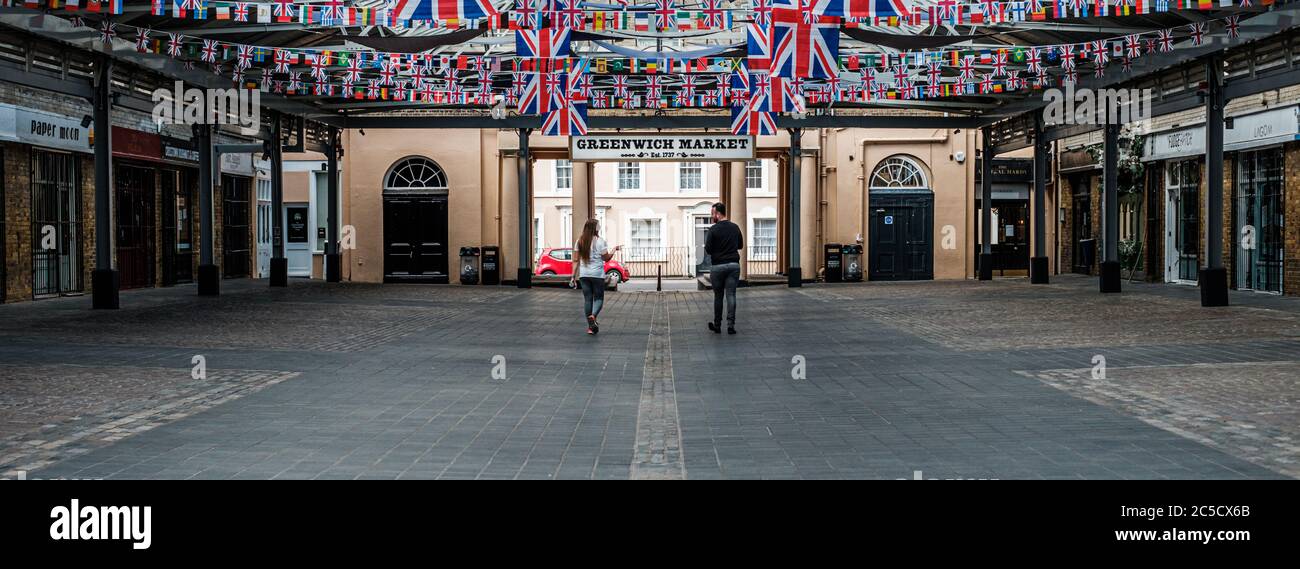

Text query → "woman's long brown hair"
[576,219,600,261]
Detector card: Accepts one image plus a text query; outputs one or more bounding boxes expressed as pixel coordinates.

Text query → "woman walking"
[571,219,620,335]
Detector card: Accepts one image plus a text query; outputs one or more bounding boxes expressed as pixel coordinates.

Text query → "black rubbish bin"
[824,243,844,282]
[842,244,864,282]
[480,246,500,285]
[459,247,481,285]
[1079,239,1097,275]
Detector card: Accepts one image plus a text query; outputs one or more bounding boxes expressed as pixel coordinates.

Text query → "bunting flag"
[806,0,913,17]
[518,71,565,114]
[541,102,587,135]
[516,27,571,59]
[394,0,498,23]
[732,95,777,135]
[747,22,774,71]
[770,7,840,79]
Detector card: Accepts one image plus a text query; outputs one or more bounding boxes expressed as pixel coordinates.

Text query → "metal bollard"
[657,265,662,292]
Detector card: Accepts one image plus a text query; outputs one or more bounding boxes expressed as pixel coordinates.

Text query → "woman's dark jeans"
[579,277,605,320]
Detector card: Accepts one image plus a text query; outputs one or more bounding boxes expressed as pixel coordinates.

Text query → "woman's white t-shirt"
[577,237,608,278]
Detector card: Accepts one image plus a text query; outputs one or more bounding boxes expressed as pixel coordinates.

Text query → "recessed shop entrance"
[115,164,156,289]
[382,157,450,283]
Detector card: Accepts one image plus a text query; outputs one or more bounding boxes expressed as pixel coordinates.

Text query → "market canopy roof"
[0,0,1294,134]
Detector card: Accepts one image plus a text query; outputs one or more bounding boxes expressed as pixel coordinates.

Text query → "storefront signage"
[1144,125,1206,162]
[287,207,309,243]
[1226,106,1300,151]
[0,103,92,153]
[570,134,754,161]
[111,126,162,162]
[220,150,255,176]
[161,136,200,164]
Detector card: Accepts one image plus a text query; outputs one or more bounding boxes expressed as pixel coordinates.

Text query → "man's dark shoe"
[727,327,736,335]
[707,322,721,334]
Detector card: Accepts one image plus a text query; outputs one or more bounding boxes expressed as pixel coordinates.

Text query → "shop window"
[678,162,703,191]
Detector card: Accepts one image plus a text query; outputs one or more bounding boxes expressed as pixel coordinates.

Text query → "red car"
[535,247,630,283]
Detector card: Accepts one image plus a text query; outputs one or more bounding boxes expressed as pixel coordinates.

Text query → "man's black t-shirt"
[705,220,743,265]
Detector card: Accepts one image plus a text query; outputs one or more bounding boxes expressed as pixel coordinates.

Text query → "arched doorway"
[867,155,934,281]
[383,157,450,283]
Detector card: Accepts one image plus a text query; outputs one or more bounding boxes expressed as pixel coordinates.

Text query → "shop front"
[111,126,162,290]
[218,135,255,279]
[975,158,1032,276]
[1058,148,1099,275]
[1226,106,1297,294]
[160,136,199,286]
[1146,125,1206,285]
[0,103,92,300]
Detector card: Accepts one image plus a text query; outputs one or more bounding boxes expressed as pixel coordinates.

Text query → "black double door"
[222,175,251,279]
[384,195,449,282]
[868,191,934,281]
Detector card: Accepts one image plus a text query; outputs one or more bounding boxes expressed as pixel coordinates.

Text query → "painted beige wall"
[319,127,1040,284]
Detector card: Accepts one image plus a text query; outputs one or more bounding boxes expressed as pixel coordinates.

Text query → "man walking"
[705,202,742,335]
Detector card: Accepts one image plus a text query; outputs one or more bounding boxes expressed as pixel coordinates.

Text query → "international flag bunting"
[732,97,777,135]
[394,0,498,22]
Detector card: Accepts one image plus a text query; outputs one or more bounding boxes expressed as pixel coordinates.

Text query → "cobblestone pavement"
[0,275,1295,479]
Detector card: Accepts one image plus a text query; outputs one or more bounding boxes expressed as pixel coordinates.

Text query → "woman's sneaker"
[588,315,599,335]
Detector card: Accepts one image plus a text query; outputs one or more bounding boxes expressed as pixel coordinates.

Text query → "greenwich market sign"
[571,134,754,161]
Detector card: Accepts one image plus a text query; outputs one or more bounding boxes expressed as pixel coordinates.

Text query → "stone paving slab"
[0,275,1295,479]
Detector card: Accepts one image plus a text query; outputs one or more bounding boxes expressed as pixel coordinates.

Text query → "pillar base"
[325,253,342,283]
[198,264,220,296]
[978,253,994,281]
[516,268,532,289]
[787,267,802,288]
[1200,267,1229,307]
[1030,256,1050,284]
[270,257,288,287]
[91,269,119,309]
[1100,261,1121,293]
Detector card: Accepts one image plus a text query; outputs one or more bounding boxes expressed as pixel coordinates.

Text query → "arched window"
[384,157,448,192]
[869,155,929,189]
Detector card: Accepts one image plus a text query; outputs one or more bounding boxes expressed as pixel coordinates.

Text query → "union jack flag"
[731,96,777,135]
[513,0,544,29]
[552,0,584,29]
[652,0,677,31]
[680,74,698,97]
[1156,29,1174,53]
[958,55,976,80]
[730,62,752,104]
[1225,15,1240,39]
[236,45,255,70]
[611,74,629,98]
[518,72,566,114]
[135,28,151,54]
[776,0,912,18]
[747,22,773,72]
[751,0,774,26]
[702,0,725,28]
[166,33,183,57]
[393,0,498,23]
[201,39,219,63]
[1188,23,1206,46]
[233,2,249,21]
[516,27,571,59]
[273,0,295,22]
[540,102,586,138]
[770,8,839,79]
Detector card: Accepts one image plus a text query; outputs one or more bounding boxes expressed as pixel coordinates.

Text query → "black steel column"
[269,111,288,287]
[787,128,802,287]
[1100,121,1121,293]
[1030,114,1050,284]
[979,128,993,281]
[91,55,118,308]
[325,127,341,283]
[517,128,532,288]
[196,124,219,296]
[1201,57,1229,307]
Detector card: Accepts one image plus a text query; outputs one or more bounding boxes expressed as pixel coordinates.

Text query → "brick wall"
[1059,176,1073,271]
[3,143,30,302]
[1286,143,1300,296]
[1223,155,1235,288]
[80,155,96,296]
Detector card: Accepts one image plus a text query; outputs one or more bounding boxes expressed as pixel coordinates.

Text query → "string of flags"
[2,0,1278,136]
[5,0,1276,29]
